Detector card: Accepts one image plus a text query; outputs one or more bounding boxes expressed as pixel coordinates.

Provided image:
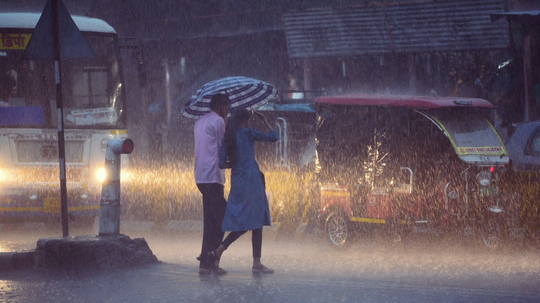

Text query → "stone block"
[34,234,158,272]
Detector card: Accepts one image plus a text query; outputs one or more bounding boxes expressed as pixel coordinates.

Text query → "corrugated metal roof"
[283,0,510,58]
[315,94,495,108]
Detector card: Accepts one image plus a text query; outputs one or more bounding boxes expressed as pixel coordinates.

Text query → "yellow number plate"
[43,198,61,213]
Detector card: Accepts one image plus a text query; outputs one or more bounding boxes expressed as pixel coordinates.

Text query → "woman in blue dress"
[209,108,279,274]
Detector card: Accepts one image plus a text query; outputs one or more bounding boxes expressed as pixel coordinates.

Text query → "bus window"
[1,30,126,128]
[61,35,124,127]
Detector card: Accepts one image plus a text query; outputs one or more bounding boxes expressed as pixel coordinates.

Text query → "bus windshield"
[0,32,126,129]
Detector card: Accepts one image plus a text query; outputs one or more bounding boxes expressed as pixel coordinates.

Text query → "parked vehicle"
[309,94,520,248]
[0,13,132,228]
[503,120,540,240]
[506,120,540,172]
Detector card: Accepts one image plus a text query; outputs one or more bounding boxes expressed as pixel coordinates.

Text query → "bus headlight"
[0,168,13,184]
[476,170,491,187]
[96,167,106,183]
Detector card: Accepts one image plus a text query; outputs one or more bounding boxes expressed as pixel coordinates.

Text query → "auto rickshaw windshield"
[428,112,506,156]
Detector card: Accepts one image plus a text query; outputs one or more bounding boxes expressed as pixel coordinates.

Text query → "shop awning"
[283,0,510,59]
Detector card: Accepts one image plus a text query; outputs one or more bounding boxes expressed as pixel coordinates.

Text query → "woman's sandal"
[252,264,274,274]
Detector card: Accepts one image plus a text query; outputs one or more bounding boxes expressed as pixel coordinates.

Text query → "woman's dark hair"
[224,108,251,166]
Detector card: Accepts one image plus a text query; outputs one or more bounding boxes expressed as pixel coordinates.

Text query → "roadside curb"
[0,252,15,271]
[0,220,303,271]
[0,251,34,272]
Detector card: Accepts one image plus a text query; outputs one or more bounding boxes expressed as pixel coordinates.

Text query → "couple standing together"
[194,93,278,275]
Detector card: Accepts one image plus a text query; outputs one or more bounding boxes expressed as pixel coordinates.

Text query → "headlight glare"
[476,171,491,187]
[96,167,106,183]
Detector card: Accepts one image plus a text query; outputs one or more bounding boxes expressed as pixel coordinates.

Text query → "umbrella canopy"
[180,76,278,118]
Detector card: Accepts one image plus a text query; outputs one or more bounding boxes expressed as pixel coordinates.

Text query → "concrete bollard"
[99,139,134,236]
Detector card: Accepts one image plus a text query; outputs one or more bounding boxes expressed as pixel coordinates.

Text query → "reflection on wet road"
[1,229,540,302]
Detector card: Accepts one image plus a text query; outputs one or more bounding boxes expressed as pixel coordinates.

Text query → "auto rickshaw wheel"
[325,211,350,248]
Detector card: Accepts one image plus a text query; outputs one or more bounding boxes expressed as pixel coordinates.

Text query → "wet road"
[1,228,540,302]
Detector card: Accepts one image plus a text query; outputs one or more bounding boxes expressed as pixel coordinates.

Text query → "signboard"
[0,34,31,49]
[456,146,505,156]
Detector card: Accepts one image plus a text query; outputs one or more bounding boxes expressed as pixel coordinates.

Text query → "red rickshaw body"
[312,94,515,247]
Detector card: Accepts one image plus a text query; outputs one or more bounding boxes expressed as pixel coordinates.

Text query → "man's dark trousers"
[197,183,227,269]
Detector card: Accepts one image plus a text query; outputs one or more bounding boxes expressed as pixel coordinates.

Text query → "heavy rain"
[1,0,540,302]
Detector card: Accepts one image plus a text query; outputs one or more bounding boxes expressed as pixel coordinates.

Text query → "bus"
[0,13,130,228]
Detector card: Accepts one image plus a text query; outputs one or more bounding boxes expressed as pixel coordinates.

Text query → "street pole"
[21,0,96,237]
[51,0,69,237]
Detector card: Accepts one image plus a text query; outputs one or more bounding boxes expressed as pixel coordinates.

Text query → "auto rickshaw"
[309,94,520,248]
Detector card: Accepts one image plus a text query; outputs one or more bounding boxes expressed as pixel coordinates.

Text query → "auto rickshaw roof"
[315,94,495,108]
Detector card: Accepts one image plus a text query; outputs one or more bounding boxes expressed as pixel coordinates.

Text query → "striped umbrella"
[180,76,279,118]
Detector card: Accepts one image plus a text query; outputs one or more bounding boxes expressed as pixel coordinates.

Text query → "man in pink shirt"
[194,93,230,275]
